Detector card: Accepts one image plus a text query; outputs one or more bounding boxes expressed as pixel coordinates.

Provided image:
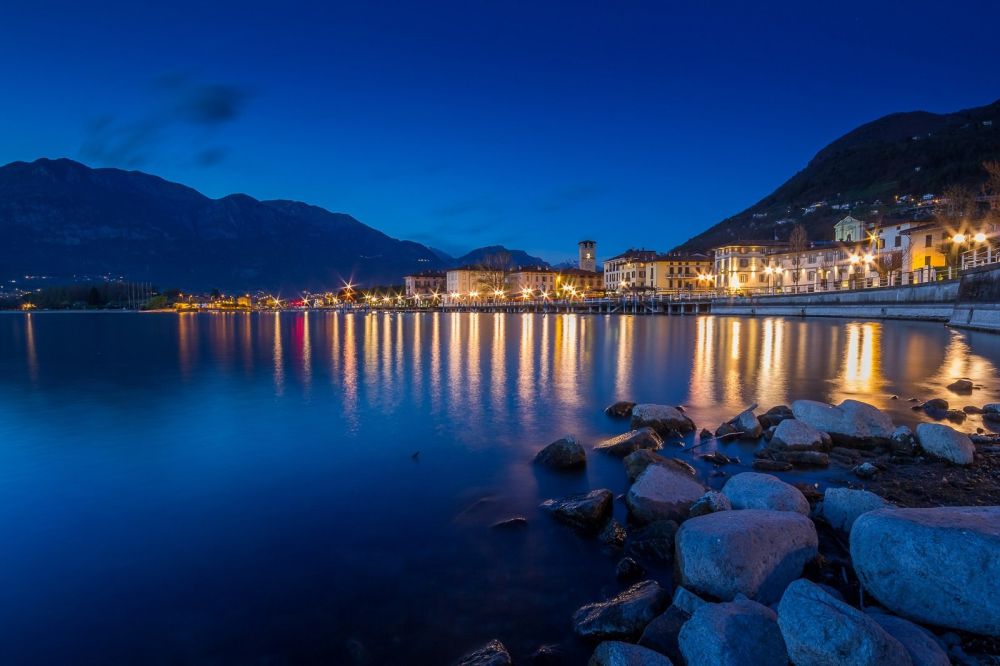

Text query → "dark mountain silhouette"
[0,158,446,290]
[437,245,550,269]
[677,98,1000,250]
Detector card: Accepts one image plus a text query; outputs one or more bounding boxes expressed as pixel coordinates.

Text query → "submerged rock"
[769,418,830,451]
[852,462,879,479]
[791,399,894,446]
[866,609,950,666]
[820,487,890,534]
[850,506,1000,637]
[777,579,911,666]
[631,404,695,437]
[606,400,637,418]
[600,519,627,548]
[626,464,706,524]
[534,436,586,469]
[597,428,664,457]
[615,556,645,582]
[588,641,673,666]
[688,490,731,518]
[947,378,973,394]
[770,450,830,467]
[721,472,810,515]
[752,459,793,472]
[572,580,670,640]
[914,423,974,465]
[679,598,788,666]
[541,489,613,533]
[675,509,818,604]
[456,639,512,666]
[491,516,528,530]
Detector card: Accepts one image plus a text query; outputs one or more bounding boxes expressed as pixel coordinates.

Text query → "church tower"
[578,240,597,272]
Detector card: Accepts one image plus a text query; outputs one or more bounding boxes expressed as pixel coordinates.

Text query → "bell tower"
[578,240,596,272]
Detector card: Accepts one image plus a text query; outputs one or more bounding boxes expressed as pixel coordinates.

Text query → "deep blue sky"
[2,1,998,261]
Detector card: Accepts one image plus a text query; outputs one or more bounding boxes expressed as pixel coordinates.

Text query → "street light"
[975,232,987,243]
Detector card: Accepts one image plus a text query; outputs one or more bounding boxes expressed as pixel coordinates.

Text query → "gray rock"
[769,418,830,451]
[947,378,974,394]
[675,509,818,604]
[541,489,613,533]
[600,519,627,548]
[753,459,793,472]
[623,448,669,481]
[631,404,695,436]
[771,450,830,467]
[791,399,894,446]
[597,428,665,457]
[606,400,637,418]
[777,579,911,666]
[759,405,794,429]
[535,436,586,469]
[626,464,706,524]
[671,586,708,615]
[732,406,763,440]
[721,472,810,515]
[890,426,917,455]
[688,490,732,518]
[573,580,670,640]
[866,610,950,666]
[852,462,879,479]
[983,402,1000,415]
[850,506,1000,637]
[588,641,673,666]
[637,606,688,663]
[456,639,512,666]
[626,520,678,562]
[914,423,974,465]
[821,487,890,533]
[922,398,949,412]
[679,598,788,666]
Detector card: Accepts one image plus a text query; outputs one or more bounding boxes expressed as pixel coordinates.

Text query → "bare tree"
[788,224,808,289]
[476,252,513,296]
[941,184,976,220]
[873,250,903,282]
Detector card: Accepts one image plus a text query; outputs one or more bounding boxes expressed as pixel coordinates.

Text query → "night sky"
[2,0,998,261]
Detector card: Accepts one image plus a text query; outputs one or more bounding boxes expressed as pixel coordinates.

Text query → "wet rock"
[606,400,637,418]
[675,509,818,604]
[866,609,950,666]
[852,462,879,479]
[491,516,528,529]
[600,519,627,548]
[698,428,712,440]
[637,606,688,663]
[626,520,678,562]
[752,459,793,472]
[588,641,673,666]
[596,428,664,457]
[945,409,967,424]
[679,598,788,666]
[623,449,669,482]
[771,450,830,467]
[535,436,586,469]
[456,639,512,666]
[731,406,763,440]
[626,464,706,524]
[714,422,738,438]
[528,644,564,665]
[923,398,949,412]
[688,490,731,518]
[820,487,891,534]
[768,418,830,451]
[631,404,695,437]
[791,399,894,446]
[615,556,645,582]
[758,405,794,429]
[890,425,917,455]
[699,451,735,465]
[914,423,974,465]
[963,405,983,414]
[777,579,911,666]
[947,378,974,394]
[721,472,810,515]
[541,489,613,533]
[572,580,670,640]
[662,458,696,476]
[850,506,1000,637]
[671,586,708,615]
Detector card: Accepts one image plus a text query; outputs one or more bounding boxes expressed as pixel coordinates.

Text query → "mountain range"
[676,98,1000,250]
[0,158,545,291]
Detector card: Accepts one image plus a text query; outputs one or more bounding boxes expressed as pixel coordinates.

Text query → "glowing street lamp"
[953,233,967,244]
[974,232,987,243]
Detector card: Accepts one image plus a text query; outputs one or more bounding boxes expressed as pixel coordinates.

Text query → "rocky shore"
[457,394,1000,665]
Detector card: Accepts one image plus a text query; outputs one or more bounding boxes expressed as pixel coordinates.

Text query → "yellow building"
[509,267,557,296]
[650,252,712,294]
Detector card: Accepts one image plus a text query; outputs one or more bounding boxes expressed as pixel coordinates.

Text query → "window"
[739,258,749,268]
[924,256,931,267]
[925,234,932,248]
[894,236,902,248]
[739,274,748,283]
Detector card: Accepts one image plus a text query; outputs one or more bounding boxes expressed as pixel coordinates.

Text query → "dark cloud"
[80,74,251,168]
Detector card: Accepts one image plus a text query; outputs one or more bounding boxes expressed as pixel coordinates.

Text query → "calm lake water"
[2,311,999,664]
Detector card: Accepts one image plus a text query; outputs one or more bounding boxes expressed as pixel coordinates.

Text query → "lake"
[1,311,998,664]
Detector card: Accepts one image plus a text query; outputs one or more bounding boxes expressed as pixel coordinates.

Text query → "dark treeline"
[17,283,164,310]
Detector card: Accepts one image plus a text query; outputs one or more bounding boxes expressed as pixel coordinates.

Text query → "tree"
[87,286,103,308]
[476,252,513,296]
[984,161,1000,217]
[788,224,808,289]
[873,250,903,282]
[941,184,976,220]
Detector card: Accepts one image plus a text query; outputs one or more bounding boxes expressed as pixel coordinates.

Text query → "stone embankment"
[456,394,1000,666]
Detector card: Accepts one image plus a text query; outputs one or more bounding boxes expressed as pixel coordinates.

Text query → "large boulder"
[914,423,974,465]
[637,606,687,663]
[540,489,613,533]
[588,641,673,666]
[678,598,788,666]
[729,406,763,440]
[769,418,830,451]
[866,610,950,666]
[820,487,891,534]
[626,464,707,524]
[456,640,512,666]
[572,580,670,640]
[758,405,794,429]
[631,404,695,437]
[721,472,810,515]
[534,436,586,469]
[850,506,1000,637]
[605,400,637,418]
[688,490,731,518]
[623,449,674,482]
[791,399,894,446]
[626,520,678,563]
[777,579,911,666]
[597,428,664,457]
[675,509,818,604]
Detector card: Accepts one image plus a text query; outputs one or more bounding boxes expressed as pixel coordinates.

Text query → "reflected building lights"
[272,312,284,396]
[24,313,38,386]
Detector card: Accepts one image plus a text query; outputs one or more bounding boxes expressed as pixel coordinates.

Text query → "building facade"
[712,242,786,292]
[578,240,597,272]
[603,249,658,292]
[649,252,712,294]
[556,268,604,295]
[508,267,557,295]
[446,267,503,297]
[403,271,447,297]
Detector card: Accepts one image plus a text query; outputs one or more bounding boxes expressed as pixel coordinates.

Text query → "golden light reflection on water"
[178,313,197,379]
[834,322,884,400]
[272,312,284,396]
[24,313,38,386]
